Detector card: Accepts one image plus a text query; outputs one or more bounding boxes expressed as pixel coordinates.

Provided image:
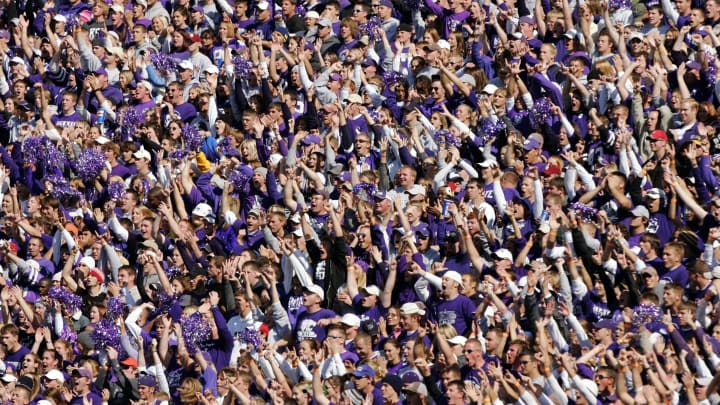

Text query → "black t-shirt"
[77,286,107,315]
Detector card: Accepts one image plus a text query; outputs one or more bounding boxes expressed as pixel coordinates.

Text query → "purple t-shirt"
[294,308,337,343]
[482,184,520,209]
[433,294,477,335]
[647,212,675,245]
[351,294,386,322]
[4,345,30,371]
[52,111,84,129]
[134,100,156,121]
[662,264,689,288]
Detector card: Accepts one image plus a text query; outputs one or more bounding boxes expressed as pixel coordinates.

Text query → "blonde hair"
[178,378,203,404]
[240,139,260,165]
[437,324,459,340]
[594,59,614,77]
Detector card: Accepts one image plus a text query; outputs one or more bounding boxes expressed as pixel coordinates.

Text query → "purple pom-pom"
[166,266,182,279]
[359,16,383,42]
[435,129,462,148]
[61,13,80,33]
[182,124,203,151]
[107,296,126,320]
[150,51,178,74]
[169,150,189,160]
[121,108,142,141]
[631,304,662,330]
[152,290,177,316]
[228,170,250,193]
[49,287,83,314]
[353,182,377,202]
[107,181,126,200]
[569,202,599,223]
[23,136,65,170]
[232,55,254,77]
[382,71,404,86]
[238,328,262,351]
[44,139,66,170]
[705,51,718,87]
[76,149,106,182]
[45,174,83,200]
[402,0,422,10]
[22,136,43,166]
[295,4,306,17]
[180,312,212,354]
[90,318,122,351]
[530,98,553,128]
[609,0,631,10]
[478,119,506,146]
[479,119,506,137]
[220,137,238,156]
[60,325,77,343]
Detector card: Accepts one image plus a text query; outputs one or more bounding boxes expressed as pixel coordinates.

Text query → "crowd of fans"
[1,0,720,403]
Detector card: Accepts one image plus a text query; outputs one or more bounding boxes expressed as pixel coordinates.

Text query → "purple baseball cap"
[72,368,93,379]
[522,138,541,150]
[352,364,375,378]
[134,19,152,28]
[301,134,321,145]
[519,15,535,24]
[686,60,702,70]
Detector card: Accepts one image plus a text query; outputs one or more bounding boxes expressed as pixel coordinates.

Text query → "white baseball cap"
[442,271,463,288]
[303,284,325,300]
[400,302,425,316]
[341,313,361,327]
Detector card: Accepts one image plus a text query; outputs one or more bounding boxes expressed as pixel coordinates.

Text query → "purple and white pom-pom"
[166,266,182,279]
[121,108,142,141]
[44,139,66,170]
[107,181,126,200]
[76,149,106,182]
[180,312,212,354]
[107,296,126,320]
[228,170,251,193]
[402,0,422,10]
[569,202,599,223]
[631,304,662,329]
[609,0,631,10]
[22,136,43,166]
[353,182,377,202]
[49,287,83,313]
[530,98,553,128]
[435,129,462,149]
[478,119,506,146]
[90,318,122,351]
[705,50,718,87]
[232,55,254,77]
[239,328,262,351]
[182,124,203,151]
[23,136,65,169]
[169,150,189,160]
[150,51,178,73]
[152,290,177,316]
[382,70,404,86]
[45,175,83,201]
[295,4,306,17]
[359,16,383,42]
